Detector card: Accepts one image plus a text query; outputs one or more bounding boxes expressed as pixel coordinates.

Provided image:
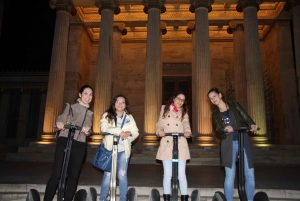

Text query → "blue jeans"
[162,160,188,195]
[99,151,129,201]
[224,141,255,201]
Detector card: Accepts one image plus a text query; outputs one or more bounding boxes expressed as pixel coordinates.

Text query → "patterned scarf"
[170,102,179,114]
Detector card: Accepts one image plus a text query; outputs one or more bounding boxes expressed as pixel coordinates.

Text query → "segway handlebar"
[54,125,92,134]
[100,132,132,137]
[233,126,260,132]
[164,132,193,138]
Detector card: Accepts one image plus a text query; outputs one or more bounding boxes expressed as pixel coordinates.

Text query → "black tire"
[254,191,269,201]
[87,187,97,201]
[127,187,138,201]
[74,189,87,201]
[191,189,201,201]
[26,189,40,201]
[212,191,227,201]
[149,188,160,201]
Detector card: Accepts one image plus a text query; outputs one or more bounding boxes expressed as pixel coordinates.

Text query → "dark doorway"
[162,76,192,127]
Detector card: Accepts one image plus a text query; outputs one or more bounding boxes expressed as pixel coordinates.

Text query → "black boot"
[181,195,189,201]
[163,194,170,201]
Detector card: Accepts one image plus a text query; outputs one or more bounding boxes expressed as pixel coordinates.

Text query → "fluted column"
[43,0,75,134]
[112,23,127,96]
[0,88,11,140]
[285,0,300,116]
[37,88,47,141]
[190,0,214,145]
[227,22,247,111]
[187,22,197,137]
[93,0,117,134]
[240,0,266,135]
[142,0,165,146]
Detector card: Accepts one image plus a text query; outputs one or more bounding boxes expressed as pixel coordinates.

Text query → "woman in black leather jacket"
[207,88,258,201]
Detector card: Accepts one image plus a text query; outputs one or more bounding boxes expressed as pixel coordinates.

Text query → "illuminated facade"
[0,0,300,148]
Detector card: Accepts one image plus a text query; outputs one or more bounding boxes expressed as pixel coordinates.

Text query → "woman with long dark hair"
[44,85,94,201]
[99,94,139,201]
[156,91,191,201]
[207,87,257,201]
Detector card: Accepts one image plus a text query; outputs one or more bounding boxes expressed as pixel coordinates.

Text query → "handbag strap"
[76,108,88,140]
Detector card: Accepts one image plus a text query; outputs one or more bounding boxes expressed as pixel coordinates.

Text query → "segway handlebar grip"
[165,132,192,137]
[233,127,260,131]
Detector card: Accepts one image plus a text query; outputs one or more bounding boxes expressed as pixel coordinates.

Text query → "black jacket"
[212,102,255,168]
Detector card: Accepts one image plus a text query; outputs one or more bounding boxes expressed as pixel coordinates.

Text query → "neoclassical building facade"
[0,0,300,148]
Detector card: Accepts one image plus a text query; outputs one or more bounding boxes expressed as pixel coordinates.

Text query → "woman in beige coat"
[156,91,191,201]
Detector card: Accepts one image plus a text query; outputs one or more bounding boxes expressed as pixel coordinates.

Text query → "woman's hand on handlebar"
[158,131,165,137]
[120,131,131,140]
[224,125,234,133]
[81,126,90,135]
[184,131,191,138]
[56,122,65,130]
[250,124,258,132]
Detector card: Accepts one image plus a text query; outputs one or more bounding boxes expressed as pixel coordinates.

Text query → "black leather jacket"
[212,101,256,168]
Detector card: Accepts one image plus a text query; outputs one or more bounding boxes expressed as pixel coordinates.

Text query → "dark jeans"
[44,136,86,201]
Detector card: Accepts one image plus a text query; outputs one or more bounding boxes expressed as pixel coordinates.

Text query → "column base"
[193,134,217,147]
[139,133,160,147]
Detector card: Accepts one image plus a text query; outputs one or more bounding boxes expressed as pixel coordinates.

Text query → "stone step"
[0,184,299,201]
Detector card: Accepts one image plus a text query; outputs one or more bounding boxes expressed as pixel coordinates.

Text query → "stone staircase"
[1,184,300,201]
[5,141,300,166]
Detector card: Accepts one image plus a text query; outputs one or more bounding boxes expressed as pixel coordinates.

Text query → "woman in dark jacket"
[44,85,94,201]
[207,88,257,201]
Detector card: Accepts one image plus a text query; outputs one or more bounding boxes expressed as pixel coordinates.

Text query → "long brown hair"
[105,94,131,123]
[163,91,188,121]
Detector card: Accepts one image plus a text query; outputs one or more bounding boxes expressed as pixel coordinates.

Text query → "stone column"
[0,88,11,140]
[239,0,266,135]
[190,0,214,145]
[37,88,47,141]
[187,22,196,137]
[93,0,118,134]
[227,22,247,111]
[43,0,75,134]
[142,0,165,146]
[16,88,31,146]
[285,0,300,117]
[112,23,127,96]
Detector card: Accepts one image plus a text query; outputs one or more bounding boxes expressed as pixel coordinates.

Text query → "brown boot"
[181,195,189,201]
[163,194,170,201]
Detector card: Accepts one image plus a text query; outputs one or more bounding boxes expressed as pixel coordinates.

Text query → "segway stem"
[165,133,186,201]
[57,125,83,201]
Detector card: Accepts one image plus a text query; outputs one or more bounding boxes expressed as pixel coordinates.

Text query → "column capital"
[238,0,263,12]
[161,21,167,35]
[95,0,119,14]
[227,20,244,34]
[284,0,300,11]
[186,21,195,34]
[0,88,10,94]
[21,87,31,94]
[49,0,77,16]
[142,0,166,8]
[143,0,166,14]
[113,22,127,35]
[190,0,214,11]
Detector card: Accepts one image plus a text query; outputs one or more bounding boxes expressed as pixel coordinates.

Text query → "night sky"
[0,0,56,72]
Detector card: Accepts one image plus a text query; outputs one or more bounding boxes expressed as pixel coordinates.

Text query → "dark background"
[0,0,56,72]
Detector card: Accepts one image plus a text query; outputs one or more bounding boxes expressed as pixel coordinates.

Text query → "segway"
[162,132,199,201]
[100,132,136,201]
[212,126,269,201]
[26,125,91,201]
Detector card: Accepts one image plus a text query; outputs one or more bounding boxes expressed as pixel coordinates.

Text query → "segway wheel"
[26,189,40,201]
[87,187,97,201]
[127,187,138,201]
[212,191,226,201]
[74,189,87,201]
[191,189,201,201]
[254,191,269,201]
[149,189,160,201]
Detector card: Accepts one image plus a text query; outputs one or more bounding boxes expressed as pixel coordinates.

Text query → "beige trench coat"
[156,105,191,161]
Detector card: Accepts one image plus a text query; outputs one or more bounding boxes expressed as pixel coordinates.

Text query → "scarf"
[170,102,179,114]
